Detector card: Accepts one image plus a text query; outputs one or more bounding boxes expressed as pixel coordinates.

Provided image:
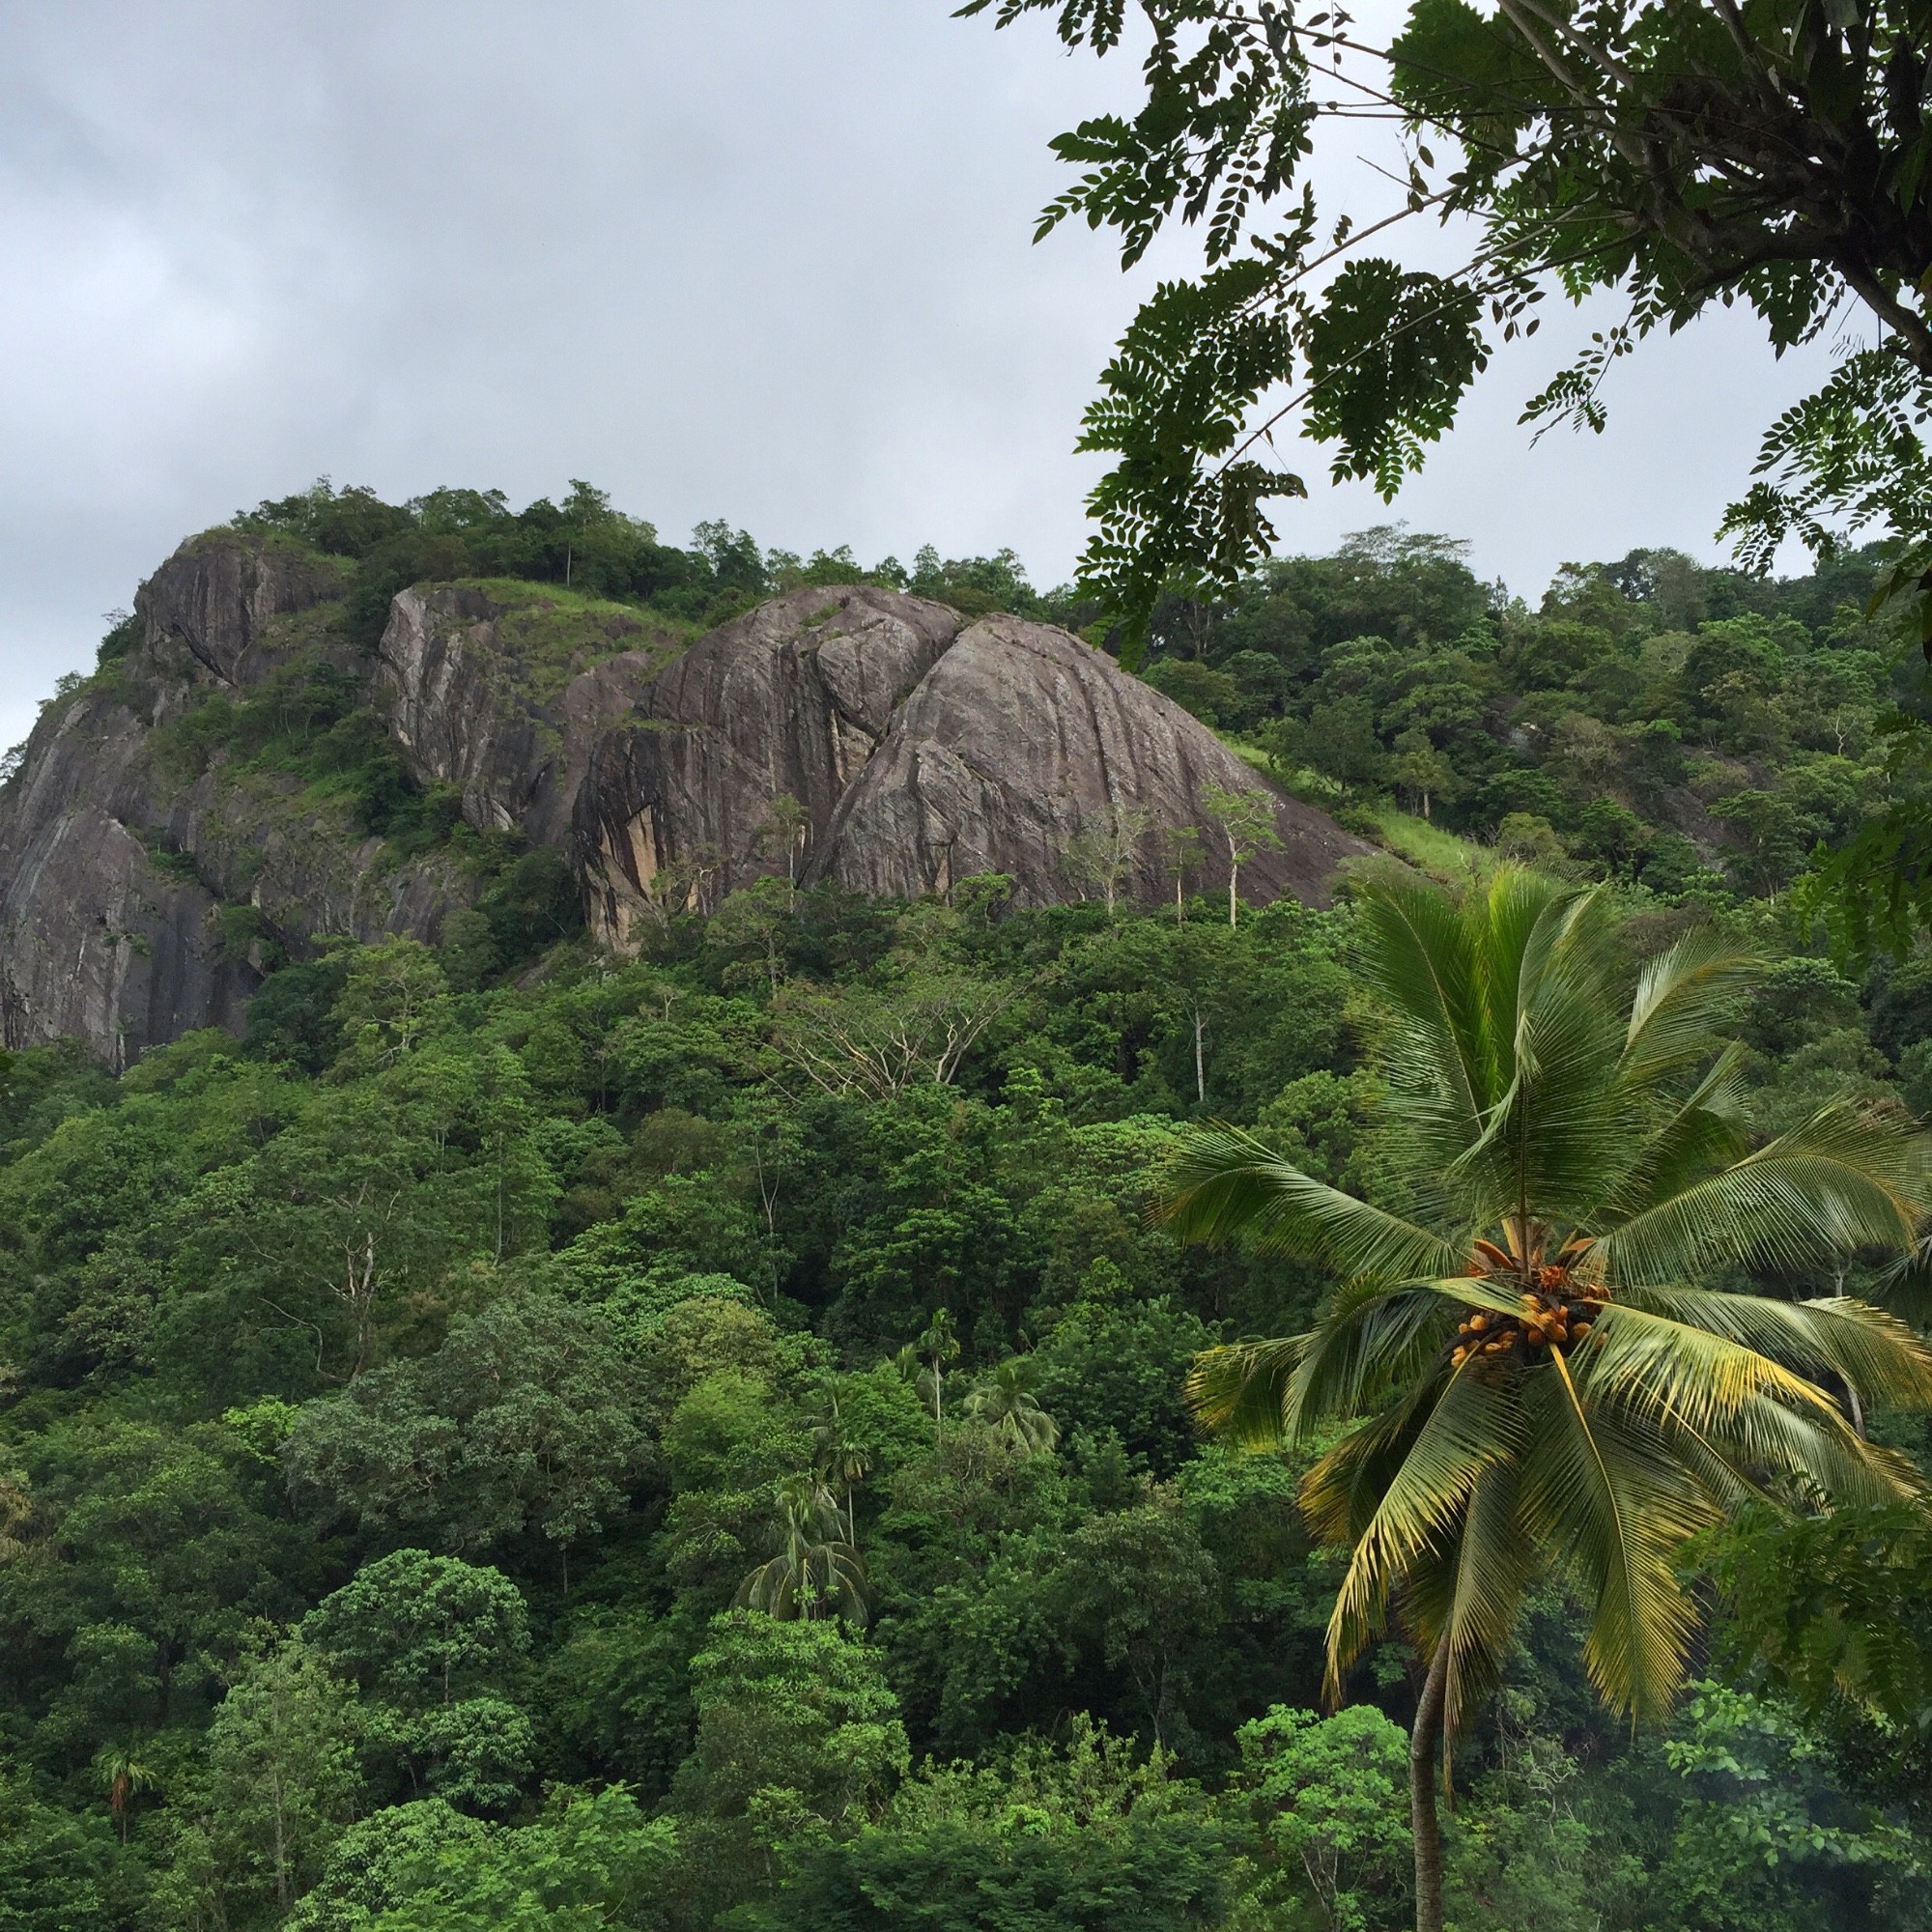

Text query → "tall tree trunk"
[1193,1008,1207,1105]
[1410,1641,1450,1932]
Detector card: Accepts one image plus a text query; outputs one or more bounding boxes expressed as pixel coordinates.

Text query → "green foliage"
[764,1720,1231,1932]
[299,1550,533,1809]
[231,480,1078,642]
[964,1,1932,647]
[200,1639,366,1918]
[0,1765,151,1929]
[324,1786,677,1932]
[1,627,1930,1928]
[283,1293,650,1559]
[1234,1704,1412,1932]
[1170,867,1932,1926]
[669,1611,908,1920]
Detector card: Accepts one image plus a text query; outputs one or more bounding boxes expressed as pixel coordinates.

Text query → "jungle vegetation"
[4,515,1932,1930]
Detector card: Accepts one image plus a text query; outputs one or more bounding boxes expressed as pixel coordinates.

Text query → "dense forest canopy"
[2,483,1932,1929]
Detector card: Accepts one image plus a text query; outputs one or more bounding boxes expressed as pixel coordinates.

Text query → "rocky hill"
[0,530,1368,1063]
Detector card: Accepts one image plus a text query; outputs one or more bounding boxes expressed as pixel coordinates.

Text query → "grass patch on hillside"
[1366,808,1497,883]
[1211,733,1498,884]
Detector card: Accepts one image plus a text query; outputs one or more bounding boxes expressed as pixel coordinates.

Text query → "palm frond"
[1318,1363,1521,1700]
[1353,872,1494,1127]
[1159,1125,1461,1278]
[1188,1284,1461,1449]
[1592,1044,1751,1225]
[1621,928,1757,1085]
[1405,1460,1536,1747]
[1596,1103,1932,1285]
[1611,1286,1932,1412]
[1577,1301,1850,1436]
[1687,1392,1925,1509]
[1186,1335,1311,1452]
[1300,1372,1452,1549]
[1520,1354,1712,1720]
[1444,885,1646,1220]
[1572,1306,1916,1508]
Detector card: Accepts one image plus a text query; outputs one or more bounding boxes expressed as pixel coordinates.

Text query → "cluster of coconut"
[1450,1255,1605,1370]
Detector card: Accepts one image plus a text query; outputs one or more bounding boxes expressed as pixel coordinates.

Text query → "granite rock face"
[0,540,1370,1059]
[573,587,964,951]
[135,532,352,691]
[377,584,670,845]
[0,689,253,1067]
[0,535,465,1062]
[816,614,1366,906]
[574,590,1369,951]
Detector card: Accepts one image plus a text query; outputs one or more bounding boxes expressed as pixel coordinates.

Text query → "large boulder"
[0,692,254,1066]
[574,589,1369,951]
[0,534,462,1060]
[573,586,963,950]
[815,614,1364,905]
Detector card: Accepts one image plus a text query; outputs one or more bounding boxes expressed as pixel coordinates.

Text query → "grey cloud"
[0,0,1839,747]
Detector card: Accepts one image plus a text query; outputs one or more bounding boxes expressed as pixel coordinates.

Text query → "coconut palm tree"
[735,1476,870,1626]
[1161,868,1932,1932]
[964,1358,1062,1456]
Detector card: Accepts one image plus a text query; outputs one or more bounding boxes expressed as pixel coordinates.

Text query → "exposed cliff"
[0,534,380,1064]
[377,582,676,845]
[574,587,1369,950]
[571,586,966,950]
[0,533,1369,1060]
[817,613,1363,907]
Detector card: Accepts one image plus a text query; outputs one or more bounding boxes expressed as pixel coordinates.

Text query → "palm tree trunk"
[1410,1640,1450,1932]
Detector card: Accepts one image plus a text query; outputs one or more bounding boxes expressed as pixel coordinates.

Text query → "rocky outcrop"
[135,532,352,691]
[0,690,251,1067]
[0,533,462,1062]
[378,584,675,845]
[0,535,1370,1060]
[573,587,963,950]
[818,615,1364,905]
[574,590,1369,950]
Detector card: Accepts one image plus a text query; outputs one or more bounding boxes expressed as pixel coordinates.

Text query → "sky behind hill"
[0,0,1842,748]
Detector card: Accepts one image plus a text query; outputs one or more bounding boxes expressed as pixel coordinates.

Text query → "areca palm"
[810,1373,873,1546]
[1162,868,1932,1932]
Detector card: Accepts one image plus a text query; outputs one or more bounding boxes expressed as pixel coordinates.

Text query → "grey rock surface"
[574,586,963,951]
[575,589,1369,951]
[135,531,352,690]
[0,543,1371,1059]
[816,614,1367,906]
[378,584,668,845]
[0,533,463,1061]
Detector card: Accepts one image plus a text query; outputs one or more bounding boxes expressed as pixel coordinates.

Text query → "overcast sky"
[0,0,1841,748]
